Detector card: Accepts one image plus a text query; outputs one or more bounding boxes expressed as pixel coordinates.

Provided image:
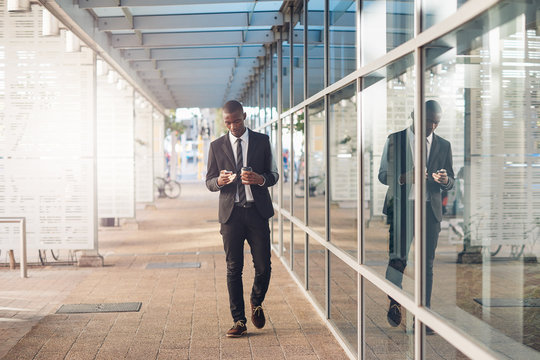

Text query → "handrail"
[0,218,27,278]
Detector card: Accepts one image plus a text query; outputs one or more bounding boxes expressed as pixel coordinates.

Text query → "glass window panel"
[425,329,470,359]
[422,1,540,358]
[307,0,324,97]
[307,0,325,97]
[259,71,265,125]
[283,217,291,266]
[282,116,292,211]
[361,0,414,65]
[307,100,326,237]
[308,236,326,311]
[282,26,291,111]
[266,52,272,121]
[272,43,279,116]
[329,0,357,85]
[293,224,306,286]
[270,121,279,203]
[329,253,358,355]
[422,0,468,31]
[293,5,305,106]
[271,214,278,247]
[362,54,416,299]
[329,82,358,258]
[364,279,413,359]
[293,109,306,221]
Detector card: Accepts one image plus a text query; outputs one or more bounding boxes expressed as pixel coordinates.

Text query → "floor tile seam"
[212,255,224,360]
[187,262,198,360]
[60,315,97,360]
[156,270,181,353]
[277,284,321,359]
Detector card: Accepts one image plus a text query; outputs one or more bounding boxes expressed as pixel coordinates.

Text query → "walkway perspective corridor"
[0,181,347,360]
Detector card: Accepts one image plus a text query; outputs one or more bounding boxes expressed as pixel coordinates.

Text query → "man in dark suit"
[378,100,454,331]
[206,100,279,337]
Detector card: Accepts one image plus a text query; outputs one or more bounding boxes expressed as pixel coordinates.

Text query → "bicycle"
[154,176,181,199]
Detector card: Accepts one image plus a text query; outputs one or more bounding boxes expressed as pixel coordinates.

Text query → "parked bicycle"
[154,177,181,199]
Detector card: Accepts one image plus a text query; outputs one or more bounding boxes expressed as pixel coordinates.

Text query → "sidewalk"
[0,181,348,360]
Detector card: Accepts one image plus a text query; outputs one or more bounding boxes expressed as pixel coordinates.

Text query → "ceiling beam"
[123,46,266,61]
[98,12,283,31]
[79,0,280,8]
[111,30,275,48]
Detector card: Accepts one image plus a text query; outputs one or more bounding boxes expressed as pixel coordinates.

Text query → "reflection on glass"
[425,329,469,360]
[307,100,326,237]
[422,2,540,357]
[282,25,291,111]
[293,5,305,106]
[272,43,278,116]
[283,217,291,266]
[259,66,265,125]
[307,0,325,97]
[270,122,279,203]
[329,82,357,258]
[293,224,305,286]
[422,0,468,31]
[271,215,278,247]
[362,54,416,303]
[329,0,356,85]
[361,0,414,65]
[293,110,305,220]
[364,279,413,359]
[265,51,271,122]
[282,116,291,211]
[329,253,357,355]
[308,236,326,311]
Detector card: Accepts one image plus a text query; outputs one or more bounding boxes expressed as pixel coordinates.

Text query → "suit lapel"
[428,134,440,169]
[246,129,256,166]
[221,133,236,169]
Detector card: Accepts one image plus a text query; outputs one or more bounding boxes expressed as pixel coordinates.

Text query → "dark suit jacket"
[378,128,454,223]
[206,129,279,223]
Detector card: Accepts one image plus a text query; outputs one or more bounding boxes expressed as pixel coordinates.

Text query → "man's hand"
[241,170,264,185]
[432,169,448,185]
[217,170,235,186]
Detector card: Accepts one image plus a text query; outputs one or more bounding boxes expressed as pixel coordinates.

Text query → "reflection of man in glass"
[378,100,454,329]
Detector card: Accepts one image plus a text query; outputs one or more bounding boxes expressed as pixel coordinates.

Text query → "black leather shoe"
[226,320,247,338]
[250,303,266,329]
[387,301,402,327]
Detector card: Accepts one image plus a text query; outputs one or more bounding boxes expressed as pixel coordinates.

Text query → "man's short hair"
[223,100,244,114]
[426,100,441,114]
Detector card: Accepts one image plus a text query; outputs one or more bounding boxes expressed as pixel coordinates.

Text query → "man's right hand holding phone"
[218,170,236,186]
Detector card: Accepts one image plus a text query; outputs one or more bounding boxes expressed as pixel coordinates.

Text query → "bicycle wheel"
[51,249,60,261]
[39,250,47,265]
[164,181,181,198]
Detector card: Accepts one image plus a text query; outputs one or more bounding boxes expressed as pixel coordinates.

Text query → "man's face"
[223,109,247,138]
[426,110,441,137]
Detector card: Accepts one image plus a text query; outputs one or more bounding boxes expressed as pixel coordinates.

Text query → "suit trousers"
[385,201,440,307]
[220,205,272,323]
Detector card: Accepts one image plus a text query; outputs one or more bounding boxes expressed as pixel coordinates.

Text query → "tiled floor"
[0,182,348,360]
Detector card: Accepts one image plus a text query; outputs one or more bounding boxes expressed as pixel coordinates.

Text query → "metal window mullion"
[304,103,310,290]
[324,92,330,320]
[414,0,425,356]
[277,31,284,257]
[324,0,329,88]
[289,4,294,108]
[303,0,308,101]
[357,78,364,358]
[290,115,294,268]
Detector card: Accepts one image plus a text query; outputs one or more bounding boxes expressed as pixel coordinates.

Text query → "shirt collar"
[229,128,249,145]
[426,132,433,145]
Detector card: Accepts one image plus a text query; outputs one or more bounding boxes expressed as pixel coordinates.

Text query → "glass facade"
[244,1,540,359]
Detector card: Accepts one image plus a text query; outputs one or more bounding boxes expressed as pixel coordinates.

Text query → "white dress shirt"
[229,130,254,202]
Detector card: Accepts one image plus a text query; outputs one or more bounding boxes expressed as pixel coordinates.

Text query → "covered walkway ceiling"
[48,0,288,109]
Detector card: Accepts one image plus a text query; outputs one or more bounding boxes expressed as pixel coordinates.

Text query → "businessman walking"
[206,100,279,337]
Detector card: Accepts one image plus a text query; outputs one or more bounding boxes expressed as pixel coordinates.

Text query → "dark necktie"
[236,138,246,205]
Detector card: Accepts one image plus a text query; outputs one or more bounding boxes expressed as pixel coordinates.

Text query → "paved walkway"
[0,182,348,360]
